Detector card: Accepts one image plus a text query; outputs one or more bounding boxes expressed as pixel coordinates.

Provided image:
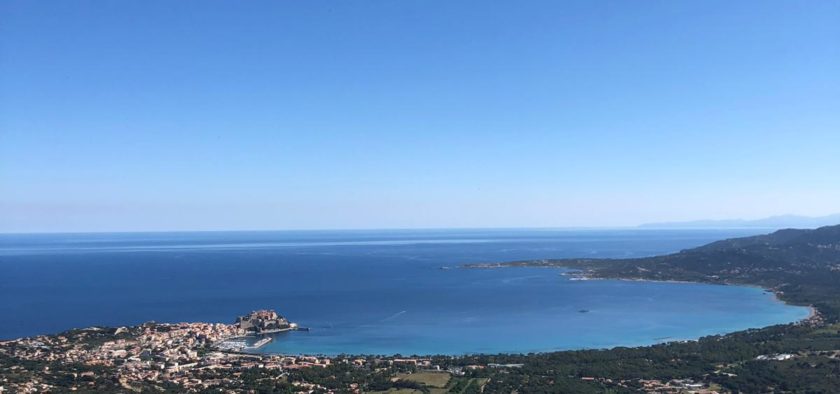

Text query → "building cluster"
[755,353,796,361]
[575,376,721,393]
[634,378,719,393]
[0,319,334,393]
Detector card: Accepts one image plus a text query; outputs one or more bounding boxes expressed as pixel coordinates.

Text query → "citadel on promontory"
[235,309,297,334]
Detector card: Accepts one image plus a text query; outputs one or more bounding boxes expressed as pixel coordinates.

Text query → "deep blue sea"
[0,229,809,355]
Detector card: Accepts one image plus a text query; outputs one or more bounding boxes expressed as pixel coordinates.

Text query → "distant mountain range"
[639,214,840,229]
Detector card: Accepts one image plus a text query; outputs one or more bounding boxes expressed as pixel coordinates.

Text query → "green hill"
[470,224,840,320]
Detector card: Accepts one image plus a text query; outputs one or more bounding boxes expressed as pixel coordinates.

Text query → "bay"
[0,229,810,355]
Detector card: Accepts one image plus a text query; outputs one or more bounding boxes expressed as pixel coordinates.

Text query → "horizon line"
[0,224,803,236]
[3,213,838,236]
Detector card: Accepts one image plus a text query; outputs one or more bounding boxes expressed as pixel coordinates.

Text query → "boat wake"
[381,310,407,322]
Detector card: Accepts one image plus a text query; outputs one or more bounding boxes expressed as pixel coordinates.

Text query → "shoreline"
[3,271,818,358]
[242,268,818,357]
[563,268,820,326]
[465,263,820,327]
[2,264,821,357]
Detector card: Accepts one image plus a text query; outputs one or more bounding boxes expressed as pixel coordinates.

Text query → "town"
[0,311,745,394]
[0,310,500,393]
[1,310,342,392]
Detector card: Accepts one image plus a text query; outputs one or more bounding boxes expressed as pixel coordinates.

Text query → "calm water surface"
[0,229,810,355]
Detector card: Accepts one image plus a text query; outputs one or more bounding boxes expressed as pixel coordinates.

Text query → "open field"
[394,371,451,387]
[369,390,424,394]
[372,373,488,394]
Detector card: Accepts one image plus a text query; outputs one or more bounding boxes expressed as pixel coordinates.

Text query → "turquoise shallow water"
[251,270,806,355]
[0,229,810,355]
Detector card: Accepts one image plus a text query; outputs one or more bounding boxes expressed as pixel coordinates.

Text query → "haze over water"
[0,229,809,355]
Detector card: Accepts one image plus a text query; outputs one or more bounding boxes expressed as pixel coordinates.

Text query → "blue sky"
[1,1,839,232]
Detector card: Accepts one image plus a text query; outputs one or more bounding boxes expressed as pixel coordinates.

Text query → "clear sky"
[1,1,839,232]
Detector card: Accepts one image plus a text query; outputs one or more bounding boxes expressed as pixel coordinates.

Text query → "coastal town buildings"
[0,311,337,392]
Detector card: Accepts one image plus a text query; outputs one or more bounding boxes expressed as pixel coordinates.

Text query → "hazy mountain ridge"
[639,214,840,229]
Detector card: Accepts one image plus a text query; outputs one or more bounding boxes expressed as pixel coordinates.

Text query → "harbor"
[249,337,272,349]
[212,309,309,352]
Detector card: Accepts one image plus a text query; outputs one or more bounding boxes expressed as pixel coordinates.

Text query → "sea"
[0,229,810,355]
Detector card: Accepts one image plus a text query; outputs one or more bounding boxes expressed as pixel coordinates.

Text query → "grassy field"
[443,377,489,394]
[394,371,451,388]
[808,322,840,336]
[371,372,488,394]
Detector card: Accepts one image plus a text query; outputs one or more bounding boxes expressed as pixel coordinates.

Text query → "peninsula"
[464,224,840,323]
[236,310,299,335]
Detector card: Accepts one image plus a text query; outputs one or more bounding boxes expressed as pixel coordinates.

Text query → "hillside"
[469,224,840,321]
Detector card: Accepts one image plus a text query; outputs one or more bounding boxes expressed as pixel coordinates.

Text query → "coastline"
[561,267,821,326]
[242,267,817,357]
[464,263,821,328]
[2,265,818,357]
[592,275,819,327]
